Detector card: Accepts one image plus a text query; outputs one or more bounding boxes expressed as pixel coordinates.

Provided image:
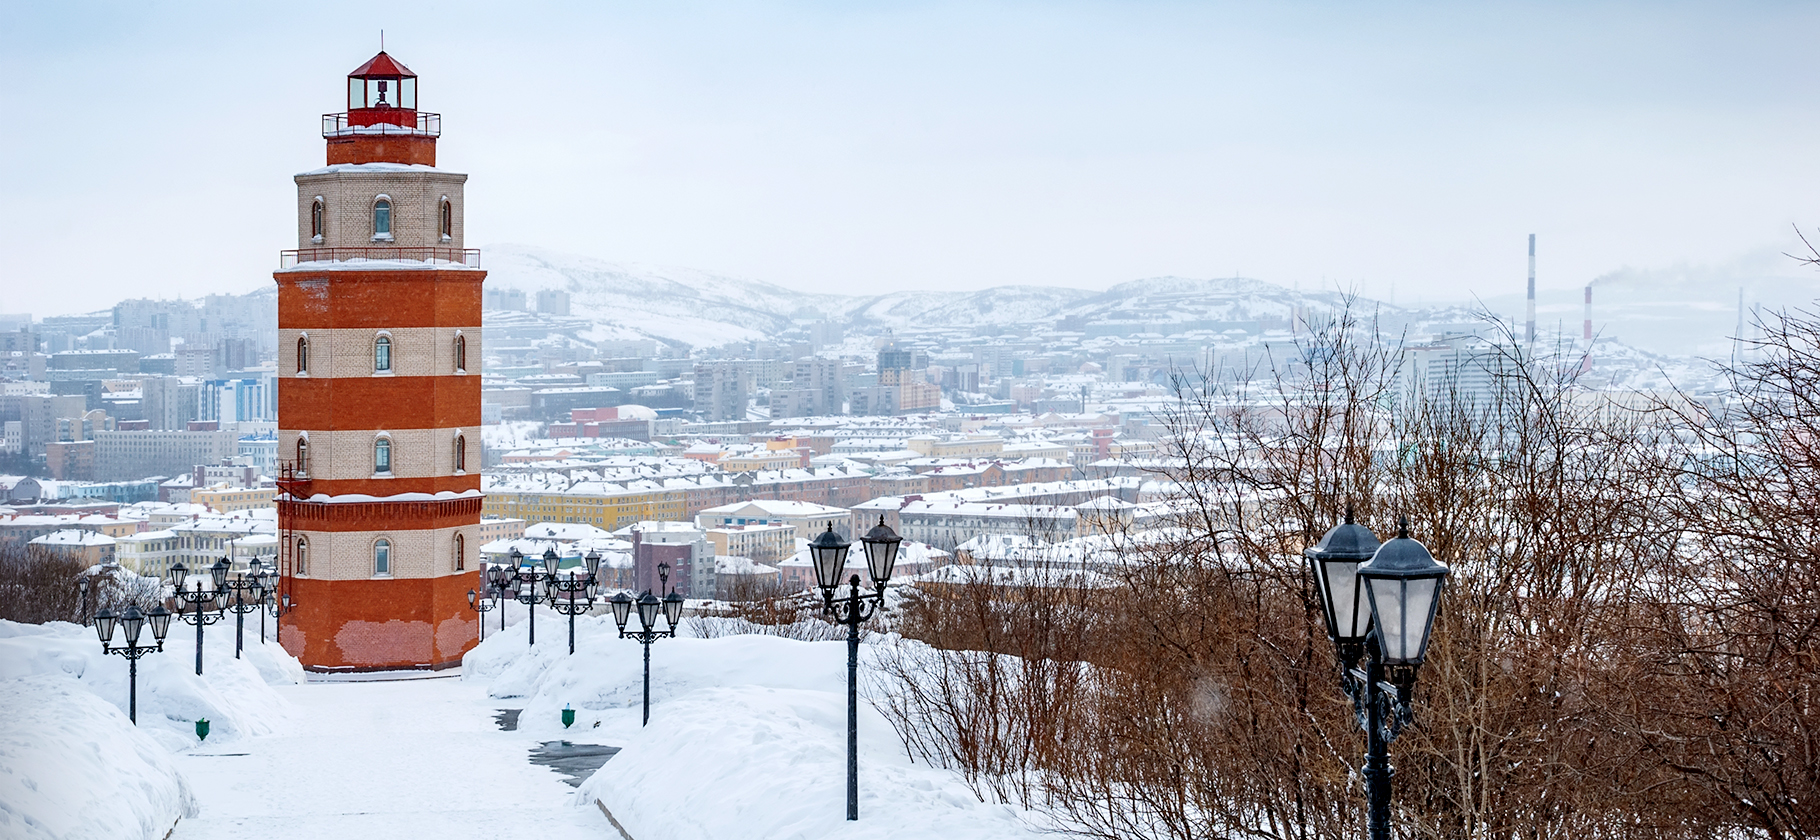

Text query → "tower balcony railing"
[321,111,442,139]
[280,247,481,269]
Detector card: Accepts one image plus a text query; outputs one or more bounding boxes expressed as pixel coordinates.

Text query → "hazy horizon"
[5,1,1818,317]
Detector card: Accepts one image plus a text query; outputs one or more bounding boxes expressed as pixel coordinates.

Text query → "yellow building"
[482,484,685,533]
[193,484,276,513]
[907,435,1005,459]
[722,449,801,472]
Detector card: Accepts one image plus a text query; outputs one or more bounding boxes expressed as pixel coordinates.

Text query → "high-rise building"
[773,356,844,418]
[139,376,200,431]
[693,361,755,422]
[535,289,571,316]
[276,51,484,671]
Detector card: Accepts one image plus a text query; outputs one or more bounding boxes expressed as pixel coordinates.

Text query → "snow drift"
[463,616,1046,839]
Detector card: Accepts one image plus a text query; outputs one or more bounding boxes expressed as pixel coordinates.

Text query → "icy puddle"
[530,740,621,787]
[168,676,610,840]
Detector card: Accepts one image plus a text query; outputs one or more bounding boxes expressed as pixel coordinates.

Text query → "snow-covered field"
[467,613,1045,839]
[0,619,301,839]
[3,607,1041,839]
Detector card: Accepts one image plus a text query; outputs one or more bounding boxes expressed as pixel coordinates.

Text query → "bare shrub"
[687,585,850,641]
[0,546,88,624]
[874,301,1729,839]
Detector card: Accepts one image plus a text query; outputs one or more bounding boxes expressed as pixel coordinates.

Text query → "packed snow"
[0,675,197,840]
[3,604,1045,838]
[466,613,1048,839]
[0,619,302,839]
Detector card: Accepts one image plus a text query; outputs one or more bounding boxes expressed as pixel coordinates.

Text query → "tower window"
[373,198,392,240]
[296,336,309,374]
[295,537,308,576]
[374,437,392,474]
[454,533,465,572]
[454,334,466,373]
[296,437,309,473]
[310,200,325,242]
[374,335,392,372]
[440,199,453,240]
[374,539,391,576]
[454,434,467,472]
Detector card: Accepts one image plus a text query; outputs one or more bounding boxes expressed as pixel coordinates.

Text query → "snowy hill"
[481,244,1422,349]
[483,244,824,348]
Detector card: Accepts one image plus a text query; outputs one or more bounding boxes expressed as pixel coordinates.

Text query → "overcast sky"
[2,1,1816,316]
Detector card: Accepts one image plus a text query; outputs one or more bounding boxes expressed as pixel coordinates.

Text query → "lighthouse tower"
[274,51,483,671]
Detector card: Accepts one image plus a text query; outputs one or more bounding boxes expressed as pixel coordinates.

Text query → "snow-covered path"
[168,674,612,839]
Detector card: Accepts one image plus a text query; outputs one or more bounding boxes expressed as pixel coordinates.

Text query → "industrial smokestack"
[1735,287,1745,364]
[1581,284,1593,373]
[1583,284,1592,341]
[1526,234,1537,345]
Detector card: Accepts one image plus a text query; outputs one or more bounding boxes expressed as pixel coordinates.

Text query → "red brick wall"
[326,135,437,166]
[276,272,483,330]
[279,571,478,670]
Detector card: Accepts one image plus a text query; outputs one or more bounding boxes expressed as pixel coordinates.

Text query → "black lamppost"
[486,562,513,634]
[225,557,268,659]
[93,604,172,724]
[268,589,296,648]
[609,563,684,726]
[468,587,496,641]
[1306,512,1450,840]
[252,557,279,645]
[77,572,99,626]
[509,548,552,646]
[550,550,602,655]
[808,517,902,822]
[168,559,229,676]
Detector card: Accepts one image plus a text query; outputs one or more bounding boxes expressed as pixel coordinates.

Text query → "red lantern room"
[322,51,440,167]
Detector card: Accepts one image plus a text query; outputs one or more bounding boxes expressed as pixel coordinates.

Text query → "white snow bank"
[0,619,301,752]
[0,675,198,840]
[463,619,1046,839]
[581,685,1040,840]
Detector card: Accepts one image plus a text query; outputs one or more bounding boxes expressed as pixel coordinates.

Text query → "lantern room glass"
[350,77,416,110]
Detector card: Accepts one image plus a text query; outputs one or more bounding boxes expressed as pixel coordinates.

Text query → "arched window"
[374,539,391,575]
[454,333,466,373]
[440,199,453,240]
[296,437,309,474]
[374,437,392,474]
[310,199,325,242]
[454,533,465,572]
[374,335,392,372]
[296,335,309,374]
[454,434,467,472]
[373,198,392,239]
[295,537,308,576]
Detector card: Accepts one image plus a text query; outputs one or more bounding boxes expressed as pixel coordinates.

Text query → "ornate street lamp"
[549,549,601,655]
[811,517,902,822]
[503,547,553,646]
[486,562,514,634]
[251,556,281,645]
[468,587,496,642]
[225,558,268,659]
[94,604,172,723]
[1307,513,1450,840]
[167,559,229,676]
[267,589,297,648]
[610,563,684,726]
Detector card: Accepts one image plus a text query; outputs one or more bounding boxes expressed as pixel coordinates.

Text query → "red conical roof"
[348,51,415,78]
